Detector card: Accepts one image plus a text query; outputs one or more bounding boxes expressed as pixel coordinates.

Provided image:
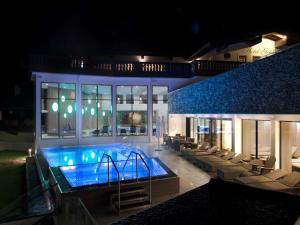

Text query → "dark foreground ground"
[111,178,300,225]
[0,150,26,209]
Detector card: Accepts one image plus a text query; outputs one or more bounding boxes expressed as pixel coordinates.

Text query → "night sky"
[2,3,300,102]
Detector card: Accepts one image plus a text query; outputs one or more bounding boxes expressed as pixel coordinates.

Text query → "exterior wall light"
[28,148,32,157]
[61,96,65,102]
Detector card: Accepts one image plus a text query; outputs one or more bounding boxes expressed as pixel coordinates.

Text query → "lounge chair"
[248,171,300,194]
[233,169,288,185]
[193,149,233,170]
[199,151,237,172]
[182,146,220,163]
[101,125,109,135]
[202,154,247,172]
[216,159,264,181]
[241,156,276,176]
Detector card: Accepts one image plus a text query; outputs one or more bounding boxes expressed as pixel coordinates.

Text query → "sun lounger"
[217,159,264,180]
[201,152,237,172]
[248,172,300,194]
[194,150,234,170]
[181,146,220,163]
[233,169,288,185]
[202,154,246,172]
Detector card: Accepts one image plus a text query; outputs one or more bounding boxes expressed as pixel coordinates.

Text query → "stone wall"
[169,44,300,114]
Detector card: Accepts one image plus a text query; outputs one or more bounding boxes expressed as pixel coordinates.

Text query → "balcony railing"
[29,55,243,77]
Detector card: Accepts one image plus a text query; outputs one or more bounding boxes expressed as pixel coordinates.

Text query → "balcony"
[29,55,243,77]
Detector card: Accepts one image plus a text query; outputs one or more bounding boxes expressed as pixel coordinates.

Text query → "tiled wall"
[169,45,300,114]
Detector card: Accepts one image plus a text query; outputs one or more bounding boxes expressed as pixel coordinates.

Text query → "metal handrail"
[122,151,152,203]
[77,198,98,225]
[96,153,120,211]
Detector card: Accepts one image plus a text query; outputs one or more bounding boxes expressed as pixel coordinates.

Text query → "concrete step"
[110,186,145,199]
[113,200,151,213]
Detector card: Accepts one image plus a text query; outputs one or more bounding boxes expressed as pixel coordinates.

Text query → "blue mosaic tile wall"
[169,44,300,114]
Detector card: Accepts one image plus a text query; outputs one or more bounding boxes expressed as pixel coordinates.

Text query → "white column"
[112,85,117,137]
[274,120,280,169]
[76,79,81,145]
[233,116,242,154]
[148,83,153,142]
[35,76,41,149]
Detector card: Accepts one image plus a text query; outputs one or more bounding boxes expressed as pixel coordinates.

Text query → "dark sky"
[2,2,300,95]
[7,3,300,56]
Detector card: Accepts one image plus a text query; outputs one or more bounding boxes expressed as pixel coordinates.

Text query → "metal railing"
[122,151,152,203]
[96,154,120,211]
[29,55,243,77]
[77,198,98,225]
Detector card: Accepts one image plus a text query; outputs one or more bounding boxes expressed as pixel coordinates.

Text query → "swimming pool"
[42,144,169,188]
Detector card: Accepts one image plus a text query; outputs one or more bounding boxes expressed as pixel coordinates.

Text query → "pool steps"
[110,186,150,212]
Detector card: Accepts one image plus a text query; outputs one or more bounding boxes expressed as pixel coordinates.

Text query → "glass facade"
[194,118,232,150]
[40,82,169,140]
[81,85,112,137]
[196,118,211,145]
[242,120,271,160]
[116,86,148,135]
[41,82,76,139]
[152,86,168,136]
[280,121,300,171]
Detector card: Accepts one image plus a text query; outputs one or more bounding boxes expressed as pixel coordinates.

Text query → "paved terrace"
[86,143,211,225]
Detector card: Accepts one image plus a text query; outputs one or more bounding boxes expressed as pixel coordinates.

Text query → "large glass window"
[196,118,232,150]
[242,120,271,161]
[41,82,76,139]
[197,118,211,145]
[280,122,300,172]
[152,86,168,136]
[81,85,112,137]
[117,86,147,136]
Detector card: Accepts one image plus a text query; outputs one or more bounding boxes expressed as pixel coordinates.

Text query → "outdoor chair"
[120,128,127,135]
[248,171,300,194]
[202,153,247,172]
[200,151,237,172]
[234,169,288,185]
[139,126,146,135]
[130,125,136,134]
[216,158,265,181]
[101,125,109,135]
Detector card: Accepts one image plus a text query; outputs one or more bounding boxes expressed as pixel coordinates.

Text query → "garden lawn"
[0,151,27,209]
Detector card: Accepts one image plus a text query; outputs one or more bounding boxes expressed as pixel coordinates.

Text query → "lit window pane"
[82,85,97,100]
[41,82,76,139]
[42,83,58,99]
[81,84,112,137]
[41,98,59,138]
[98,85,112,100]
[81,100,97,137]
[60,83,76,100]
[60,100,76,138]
[152,86,168,136]
[117,85,148,136]
[98,100,112,136]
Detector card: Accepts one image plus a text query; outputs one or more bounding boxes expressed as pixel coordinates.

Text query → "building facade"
[169,44,300,173]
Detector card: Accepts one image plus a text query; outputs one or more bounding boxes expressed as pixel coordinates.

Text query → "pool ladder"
[122,151,152,204]
[96,152,152,213]
[97,153,121,211]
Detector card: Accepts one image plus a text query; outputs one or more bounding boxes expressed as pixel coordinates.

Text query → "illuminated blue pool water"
[42,144,168,188]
